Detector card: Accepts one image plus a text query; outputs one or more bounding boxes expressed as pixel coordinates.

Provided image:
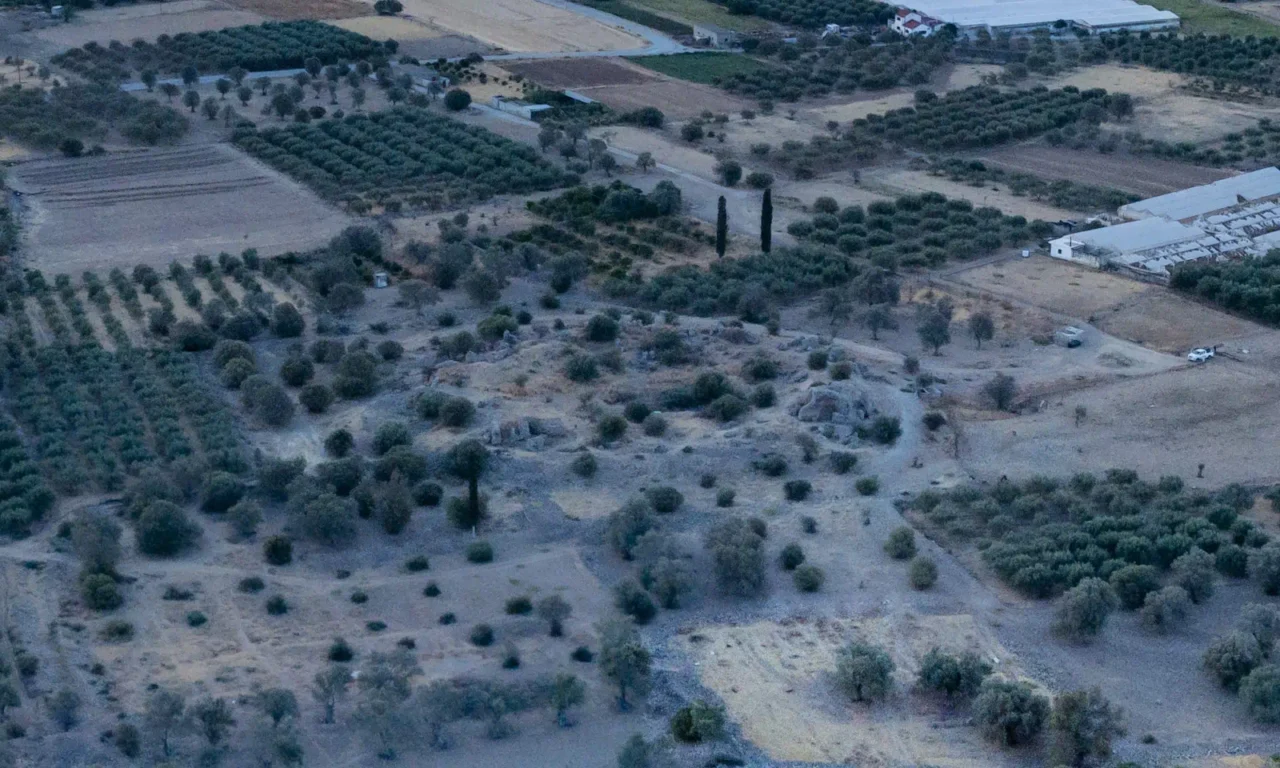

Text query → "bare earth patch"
[8,144,352,270]
[684,614,1036,767]
[580,79,748,121]
[503,57,658,90]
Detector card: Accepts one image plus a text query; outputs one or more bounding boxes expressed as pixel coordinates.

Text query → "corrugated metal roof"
[1120,167,1280,222]
[1055,218,1203,254]
[901,0,1178,29]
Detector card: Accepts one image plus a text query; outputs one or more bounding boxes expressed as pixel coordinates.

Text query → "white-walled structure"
[892,0,1179,34]
[1048,167,1280,280]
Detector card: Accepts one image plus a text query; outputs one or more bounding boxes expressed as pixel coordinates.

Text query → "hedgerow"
[51,20,390,81]
[927,158,1137,212]
[712,0,892,28]
[0,417,54,537]
[909,471,1266,599]
[233,107,575,212]
[1096,32,1280,93]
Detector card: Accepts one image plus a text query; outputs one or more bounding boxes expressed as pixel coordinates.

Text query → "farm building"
[890,8,946,36]
[1048,167,1280,279]
[693,24,740,48]
[889,0,1179,34]
[489,96,553,120]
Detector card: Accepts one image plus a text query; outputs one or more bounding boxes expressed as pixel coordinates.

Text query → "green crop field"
[1146,0,1280,37]
[627,0,772,31]
[631,52,774,84]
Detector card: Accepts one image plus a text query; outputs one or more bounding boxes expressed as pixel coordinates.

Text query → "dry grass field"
[34,0,266,49]
[223,0,372,19]
[384,0,645,52]
[685,614,1036,767]
[7,145,351,271]
[977,145,1233,197]
[329,14,444,40]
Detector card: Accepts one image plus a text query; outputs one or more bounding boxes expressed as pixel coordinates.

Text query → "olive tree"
[973,678,1048,747]
[598,619,651,711]
[833,641,894,702]
[1047,688,1125,767]
[1052,577,1117,642]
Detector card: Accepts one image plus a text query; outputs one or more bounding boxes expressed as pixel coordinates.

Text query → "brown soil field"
[976,145,1233,197]
[578,80,748,121]
[35,0,265,49]
[953,256,1260,352]
[502,58,657,90]
[384,0,645,52]
[224,0,371,19]
[685,614,1037,767]
[8,144,352,271]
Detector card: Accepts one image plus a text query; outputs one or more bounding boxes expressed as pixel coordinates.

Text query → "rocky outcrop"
[790,384,873,426]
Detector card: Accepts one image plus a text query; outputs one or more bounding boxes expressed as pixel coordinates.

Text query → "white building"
[488,96,552,121]
[1048,167,1280,280]
[890,8,945,36]
[693,24,739,48]
[893,0,1178,34]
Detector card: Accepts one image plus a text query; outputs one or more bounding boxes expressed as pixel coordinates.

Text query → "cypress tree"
[761,188,773,253]
[716,196,728,259]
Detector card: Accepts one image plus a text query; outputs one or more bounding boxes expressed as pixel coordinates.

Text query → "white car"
[1187,348,1215,363]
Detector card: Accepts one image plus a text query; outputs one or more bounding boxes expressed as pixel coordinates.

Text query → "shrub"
[706,518,766,596]
[834,641,894,702]
[599,414,628,443]
[918,649,991,699]
[470,624,495,646]
[973,679,1049,746]
[405,555,430,572]
[585,314,620,342]
[466,541,494,563]
[372,422,412,456]
[646,486,684,514]
[423,582,440,597]
[794,564,824,592]
[706,394,748,422]
[1171,549,1215,604]
[300,384,334,414]
[220,357,256,389]
[266,595,288,615]
[1140,586,1191,633]
[1052,578,1118,642]
[136,502,200,556]
[1240,665,1280,723]
[856,476,880,496]
[412,481,443,506]
[909,556,938,590]
[716,488,735,507]
[807,351,828,370]
[280,356,314,387]
[564,353,599,382]
[670,700,726,743]
[884,527,916,559]
[624,401,651,424]
[867,416,902,445]
[376,340,404,361]
[201,472,245,513]
[263,536,293,566]
[571,646,594,662]
[830,452,857,474]
[614,580,657,624]
[101,620,134,642]
[238,576,265,593]
[779,543,805,570]
[505,596,533,615]
[751,384,776,408]
[742,356,778,382]
[440,397,475,428]
[1205,631,1264,690]
[1109,565,1160,610]
[81,573,123,611]
[642,413,667,436]
[186,611,208,628]
[923,411,947,431]
[784,480,812,501]
[754,454,787,477]
[324,428,354,458]
[439,612,456,625]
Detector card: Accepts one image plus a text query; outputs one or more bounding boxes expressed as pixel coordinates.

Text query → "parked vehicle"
[1187,347,1215,363]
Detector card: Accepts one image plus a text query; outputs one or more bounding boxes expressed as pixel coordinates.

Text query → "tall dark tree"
[760,188,773,253]
[447,439,490,529]
[715,196,728,259]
